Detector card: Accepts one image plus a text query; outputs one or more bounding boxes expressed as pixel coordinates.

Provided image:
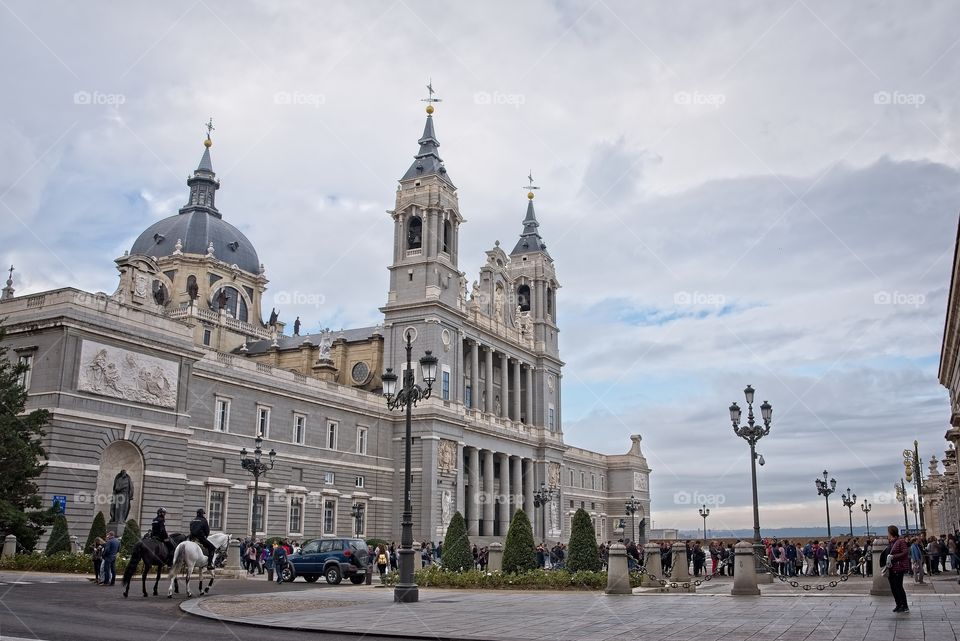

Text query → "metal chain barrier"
[628,554,730,589]
[753,552,864,591]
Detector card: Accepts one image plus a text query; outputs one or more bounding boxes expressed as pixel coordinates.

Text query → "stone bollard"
[640,543,663,587]
[487,542,503,572]
[669,541,690,581]
[221,539,242,578]
[69,535,80,554]
[731,541,760,595]
[870,538,892,596]
[2,534,16,558]
[605,543,631,594]
[412,541,423,568]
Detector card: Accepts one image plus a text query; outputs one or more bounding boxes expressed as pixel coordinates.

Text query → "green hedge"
[0,552,129,574]
[383,565,642,591]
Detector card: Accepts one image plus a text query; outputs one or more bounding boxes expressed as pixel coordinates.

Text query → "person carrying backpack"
[376,544,389,583]
[272,543,288,584]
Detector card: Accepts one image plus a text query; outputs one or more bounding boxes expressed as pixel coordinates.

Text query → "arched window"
[407,216,423,250]
[546,287,554,319]
[517,284,531,312]
[211,286,248,322]
[442,220,451,253]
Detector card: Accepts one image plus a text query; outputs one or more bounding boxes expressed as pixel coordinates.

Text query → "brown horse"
[122,533,185,597]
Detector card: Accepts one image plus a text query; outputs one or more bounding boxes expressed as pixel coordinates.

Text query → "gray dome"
[130,211,260,274]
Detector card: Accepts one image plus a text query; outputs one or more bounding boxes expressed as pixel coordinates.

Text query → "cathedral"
[0,98,651,546]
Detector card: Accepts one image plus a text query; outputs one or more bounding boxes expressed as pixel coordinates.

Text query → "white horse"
[166,532,230,598]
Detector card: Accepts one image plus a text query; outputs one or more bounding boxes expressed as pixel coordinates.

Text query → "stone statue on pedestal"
[110,469,134,524]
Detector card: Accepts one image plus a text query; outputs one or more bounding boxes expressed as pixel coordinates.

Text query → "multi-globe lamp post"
[895,479,910,533]
[814,471,837,538]
[728,384,772,574]
[533,482,555,542]
[840,488,857,537]
[861,499,872,537]
[239,433,276,541]
[624,495,640,543]
[698,504,710,539]
[381,331,438,604]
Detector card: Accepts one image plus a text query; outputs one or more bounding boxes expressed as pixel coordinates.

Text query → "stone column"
[731,541,760,595]
[870,538,892,596]
[498,452,511,535]
[487,542,503,572]
[470,340,479,411]
[524,459,535,538]
[483,449,495,536]
[525,366,534,425]
[456,443,465,520]
[512,360,521,423]
[467,447,480,537]
[500,353,510,419]
[670,542,690,580]
[511,456,523,518]
[485,348,494,414]
[640,542,663,587]
[2,535,16,558]
[605,543,631,594]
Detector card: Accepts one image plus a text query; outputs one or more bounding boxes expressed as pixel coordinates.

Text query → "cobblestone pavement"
[181,574,960,640]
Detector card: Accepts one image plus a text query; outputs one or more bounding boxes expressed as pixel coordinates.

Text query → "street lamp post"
[699,504,710,539]
[895,479,910,533]
[350,503,366,537]
[729,384,772,575]
[814,470,837,538]
[533,482,555,542]
[624,495,640,542]
[909,496,919,532]
[841,488,857,536]
[381,331,437,604]
[239,433,276,541]
[860,500,872,537]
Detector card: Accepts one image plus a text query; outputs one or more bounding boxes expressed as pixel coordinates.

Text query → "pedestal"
[731,541,760,595]
[604,543,631,594]
[487,542,503,572]
[640,543,663,587]
[2,535,16,558]
[107,521,126,538]
[669,541,690,580]
[869,538,892,596]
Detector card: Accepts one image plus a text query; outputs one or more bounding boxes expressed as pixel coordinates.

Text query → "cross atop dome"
[523,170,540,200]
[204,117,215,148]
[421,78,442,114]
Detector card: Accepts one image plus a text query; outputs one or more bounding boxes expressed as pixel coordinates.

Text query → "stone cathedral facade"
[1,103,651,547]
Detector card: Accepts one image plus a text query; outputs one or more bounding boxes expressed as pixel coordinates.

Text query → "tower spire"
[512,172,548,256]
[180,118,221,217]
[400,81,453,186]
[1,264,14,300]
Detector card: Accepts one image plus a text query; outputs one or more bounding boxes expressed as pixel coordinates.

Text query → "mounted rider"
[150,507,174,562]
[190,508,216,570]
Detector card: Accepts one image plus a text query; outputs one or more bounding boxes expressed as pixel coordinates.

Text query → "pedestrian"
[927,538,940,575]
[273,542,288,584]
[91,537,105,584]
[101,530,119,586]
[887,525,911,613]
[376,544,389,583]
[910,537,924,584]
[262,545,274,581]
[246,543,258,575]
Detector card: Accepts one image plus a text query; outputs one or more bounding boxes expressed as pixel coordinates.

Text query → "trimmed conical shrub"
[119,519,141,555]
[502,509,537,574]
[441,511,474,572]
[44,513,71,556]
[567,508,601,572]
[83,511,107,553]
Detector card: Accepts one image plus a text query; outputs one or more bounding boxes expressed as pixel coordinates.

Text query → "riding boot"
[207,551,215,570]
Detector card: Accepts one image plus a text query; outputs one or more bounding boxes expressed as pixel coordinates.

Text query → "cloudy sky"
[3,1,959,532]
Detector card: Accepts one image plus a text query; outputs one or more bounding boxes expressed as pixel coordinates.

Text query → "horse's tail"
[122,542,142,586]
[172,541,185,573]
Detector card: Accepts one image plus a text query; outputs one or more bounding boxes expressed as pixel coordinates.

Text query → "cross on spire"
[523,170,540,199]
[6,265,13,282]
[421,79,442,105]
[204,117,215,141]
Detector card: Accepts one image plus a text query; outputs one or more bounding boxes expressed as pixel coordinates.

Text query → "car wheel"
[281,565,296,582]
[305,575,319,583]
[325,565,342,585]
[349,575,364,585]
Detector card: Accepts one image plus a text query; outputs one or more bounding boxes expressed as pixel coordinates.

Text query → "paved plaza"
[180,574,960,641]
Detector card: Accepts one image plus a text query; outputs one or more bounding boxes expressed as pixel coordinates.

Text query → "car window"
[348,540,366,551]
[301,540,320,554]
[319,539,343,553]
[319,540,334,553]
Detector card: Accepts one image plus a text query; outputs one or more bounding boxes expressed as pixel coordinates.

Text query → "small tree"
[502,509,537,574]
[441,511,473,572]
[84,511,107,553]
[44,513,71,556]
[567,508,601,572]
[119,519,141,555]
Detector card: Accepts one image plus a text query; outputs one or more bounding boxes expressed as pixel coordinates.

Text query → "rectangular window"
[257,405,271,439]
[569,500,574,509]
[288,497,303,535]
[323,471,335,485]
[291,467,303,483]
[357,427,368,455]
[591,473,596,490]
[293,414,305,445]
[465,385,472,409]
[215,398,230,432]
[548,405,555,431]
[580,472,585,488]
[252,494,266,534]
[210,457,226,474]
[441,370,450,401]
[569,470,574,487]
[581,501,585,509]
[208,490,225,530]
[591,501,595,510]
[202,329,211,346]
[323,499,336,534]
[600,476,605,492]
[355,475,365,489]
[327,421,338,450]
[16,354,33,390]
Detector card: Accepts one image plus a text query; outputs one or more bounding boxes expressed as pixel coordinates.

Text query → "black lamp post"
[533,482,555,542]
[860,500,872,537]
[381,331,437,604]
[624,495,640,542]
[699,504,710,539]
[814,470,837,538]
[240,432,276,541]
[895,479,910,533]
[841,488,857,536]
[729,384,772,573]
[350,503,366,537]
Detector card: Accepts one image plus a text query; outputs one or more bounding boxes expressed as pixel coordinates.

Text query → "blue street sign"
[52,495,67,514]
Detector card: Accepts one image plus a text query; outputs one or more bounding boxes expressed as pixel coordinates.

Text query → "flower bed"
[383,565,643,590]
[0,552,129,574]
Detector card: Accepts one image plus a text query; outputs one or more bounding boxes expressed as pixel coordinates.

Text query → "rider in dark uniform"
[150,507,173,560]
[190,509,216,569]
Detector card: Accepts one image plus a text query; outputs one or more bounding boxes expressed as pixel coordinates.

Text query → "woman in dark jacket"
[887,525,911,613]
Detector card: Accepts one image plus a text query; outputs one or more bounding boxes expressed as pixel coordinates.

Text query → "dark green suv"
[282,538,368,585]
